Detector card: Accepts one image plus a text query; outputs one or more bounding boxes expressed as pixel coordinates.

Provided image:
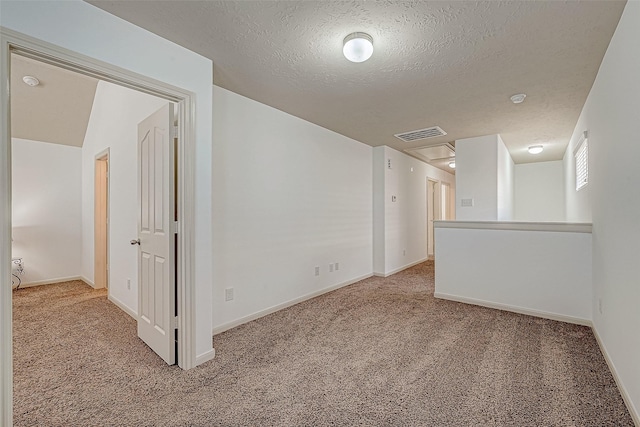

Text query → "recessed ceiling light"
[343,32,373,63]
[22,75,40,87]
[528,145,543,154]
[448,160,456,169]
[510,93,526,104]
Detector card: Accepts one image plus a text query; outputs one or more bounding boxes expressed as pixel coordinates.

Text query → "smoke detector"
[22,76,40,87]
[510,93,526,104]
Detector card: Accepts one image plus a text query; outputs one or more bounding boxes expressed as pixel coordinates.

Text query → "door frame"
[440,181,451,221]
[1,27,199,424]
[426,178,441,258]
[95,149,110,290]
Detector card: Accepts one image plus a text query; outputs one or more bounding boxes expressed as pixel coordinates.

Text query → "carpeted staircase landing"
[13,261,633,426]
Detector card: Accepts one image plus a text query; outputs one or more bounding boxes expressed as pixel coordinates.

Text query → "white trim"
[434,220,592,234]
[1,28,199,403]
[433,292,592,326]
[213,274,373,335]
[108,294,137,320]
[592,327,640,426]
[16,276,92,289]
[373,258,428,278]
[0,28,12,427]
[195,349,216,366]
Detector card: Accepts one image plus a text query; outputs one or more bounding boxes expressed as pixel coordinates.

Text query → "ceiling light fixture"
[343,32,374,63]
[22,75,40,87]
[448,160,456,169]
[528,145,544,154]
[510,93,526,104]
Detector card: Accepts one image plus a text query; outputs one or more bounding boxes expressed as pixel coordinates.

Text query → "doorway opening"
[440,182,451,221]
[1,32,202,420]
[427,178,440,258]
[9,48,178,364]
[95,150,109,290]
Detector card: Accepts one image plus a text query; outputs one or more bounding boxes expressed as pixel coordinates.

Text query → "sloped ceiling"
[11,54,99,147]
[88,0,625,164]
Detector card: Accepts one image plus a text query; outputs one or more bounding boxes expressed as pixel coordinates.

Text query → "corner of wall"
[372,146,386,274]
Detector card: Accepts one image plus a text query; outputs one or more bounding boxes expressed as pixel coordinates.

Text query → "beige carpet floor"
[13,261,633,426]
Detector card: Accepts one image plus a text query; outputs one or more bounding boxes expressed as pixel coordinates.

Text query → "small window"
[575,132,588,191]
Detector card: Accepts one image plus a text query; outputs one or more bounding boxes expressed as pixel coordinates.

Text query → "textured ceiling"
[11,54,98,147]
[88,0,625,164]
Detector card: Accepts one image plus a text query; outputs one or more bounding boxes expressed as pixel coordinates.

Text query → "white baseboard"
[592,326,640,426]
[17,275,91,289]
[212,273,373,335]
[107,294,137,320]
[374,258,428,278]
[195,348,216,366]
[80,276,95,288]
[433,292,592,327]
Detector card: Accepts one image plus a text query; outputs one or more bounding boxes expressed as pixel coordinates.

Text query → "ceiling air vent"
[394,126,447,143]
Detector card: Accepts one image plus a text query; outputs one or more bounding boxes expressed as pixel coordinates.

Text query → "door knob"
[130,239,141,245]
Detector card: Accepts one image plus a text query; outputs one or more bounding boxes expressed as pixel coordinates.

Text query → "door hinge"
[171,221,179,234]
[172,316,179,330]
[172,125,179,139]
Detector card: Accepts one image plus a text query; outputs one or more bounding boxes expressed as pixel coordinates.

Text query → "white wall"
[81,81,168,312]
[455,135,499,220]
[496,135,514,220]
[456,134,514,221]
[1,0,214,361]
[563,2,640,420]
[11,138,82,285]
[515,161,565,221]
[212,86,373,332]
[374,146,455,276]
[435,224,593,323]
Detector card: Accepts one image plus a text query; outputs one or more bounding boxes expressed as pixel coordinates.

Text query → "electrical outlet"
[127,278,131,290]
[225,288,234,301]
[329,263,334,272]
[403,249,406,256]
[315,266,320,276]
[598,298,603,314]
[335,262,339,271]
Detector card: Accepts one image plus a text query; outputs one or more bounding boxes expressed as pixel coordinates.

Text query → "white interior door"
[136,103,175,365]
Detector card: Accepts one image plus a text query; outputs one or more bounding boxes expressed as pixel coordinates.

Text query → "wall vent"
[394,126,447,142]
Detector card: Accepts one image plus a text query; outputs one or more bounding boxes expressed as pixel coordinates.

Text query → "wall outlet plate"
[225,288,234,301]
[314,266,320,276]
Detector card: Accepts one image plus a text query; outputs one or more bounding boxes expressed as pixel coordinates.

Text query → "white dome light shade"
[343,32,374,63]
[528,145,544,154]
[448,161,456,169]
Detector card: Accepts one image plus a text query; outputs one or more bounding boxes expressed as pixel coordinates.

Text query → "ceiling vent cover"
[394,126,447,142]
